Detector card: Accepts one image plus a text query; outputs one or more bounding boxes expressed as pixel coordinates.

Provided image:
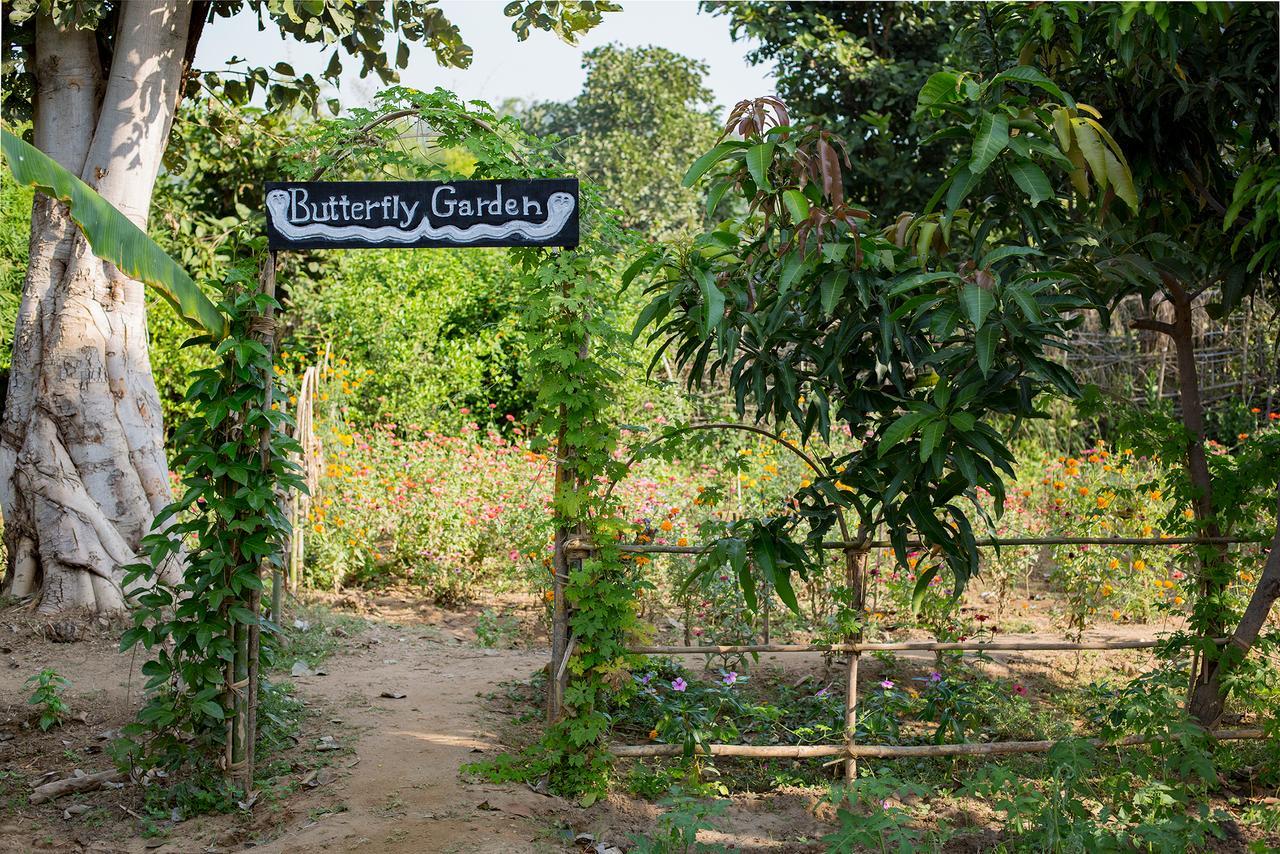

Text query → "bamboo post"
[548,281,589,722]
[238,249,278,792]
[843,540,869,783]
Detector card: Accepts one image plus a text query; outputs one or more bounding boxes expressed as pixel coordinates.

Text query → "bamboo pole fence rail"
[609,727,1268,760]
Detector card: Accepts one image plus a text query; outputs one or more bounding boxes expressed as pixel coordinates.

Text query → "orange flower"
[1133,559,1147,571]
[677,537,688,547]
[1251,407,1261,413]
[659,520,673,532]
[1238,432,1249,441]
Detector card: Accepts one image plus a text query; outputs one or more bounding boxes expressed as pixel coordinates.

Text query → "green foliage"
[287,247,528,430]
[2,1,618,123]
[504,0,621,45]
[25,668,71,732]
[0,163,31,370]
[118,250,303,773]
[707,2,968,221]
[634,89,1100,598]
[628,787,729,854]
[823,774,954,853]
[0,128,228,338]
[527,44,721,239]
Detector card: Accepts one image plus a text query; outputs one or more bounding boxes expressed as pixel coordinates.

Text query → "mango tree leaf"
[916,71,962,115]
[1008,159,1053,206]
[682,141,745,187]
[694,267,724,336]
[782,188,810,222]
[1103,149,1138,210]
[911,565,940,616]
[1070,119,1108,190]
[975,323,1000,376]
[2,129,227,339]
[879,409,932,456]
[970,112,1009,174]
[961,283,996,327]
[746,142,777,192]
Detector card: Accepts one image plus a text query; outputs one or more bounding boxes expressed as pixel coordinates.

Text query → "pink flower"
[671,678,687,692]
[722,671,737,686]
[880,680,894,690]
[1013,683,1027,696]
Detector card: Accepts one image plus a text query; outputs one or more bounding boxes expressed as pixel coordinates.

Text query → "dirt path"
[262,627,566,853]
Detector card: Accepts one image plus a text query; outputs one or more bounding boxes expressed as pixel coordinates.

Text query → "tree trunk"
[1188,485,1280,726]
[0,2,194,613]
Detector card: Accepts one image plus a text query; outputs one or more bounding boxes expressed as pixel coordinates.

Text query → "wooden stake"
[844,543,868,783]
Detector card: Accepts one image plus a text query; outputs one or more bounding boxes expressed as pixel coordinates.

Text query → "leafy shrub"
[26,668,70,731]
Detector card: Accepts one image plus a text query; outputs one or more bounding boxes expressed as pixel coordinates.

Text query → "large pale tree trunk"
[1,2,194,613]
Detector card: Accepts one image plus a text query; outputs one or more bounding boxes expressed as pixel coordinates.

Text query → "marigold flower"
[1133,559,1147,571]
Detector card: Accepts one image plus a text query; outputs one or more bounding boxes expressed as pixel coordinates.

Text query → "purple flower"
[639,672,652,686]
[928,671,943,683]
[880,679,895,690]
[722,671,737,686]
[815,687,830,699]
[671,677,687,692]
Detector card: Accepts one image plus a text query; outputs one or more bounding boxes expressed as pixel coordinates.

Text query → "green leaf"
[991,66,1068,103]
[819,270,847,316]
[889,271,958,297]
[920,419,945,462]
[960,284,996,327]
[1102,149,1138,210]
[1071,119,1108,190]
[694,267,724,337]
[1,130,227,339]
[229,606,257,625]
[975,323,1000,376]
[682,141,743,187]
[911,565,939,616]
[950,412,976,432]
[745,142,777,192]
[879,410,932,457]
[945,164,981,214]
[782,189,810,222]
[916,71,962,115]
[1008,159,1053,206]
[970,112,1009,174]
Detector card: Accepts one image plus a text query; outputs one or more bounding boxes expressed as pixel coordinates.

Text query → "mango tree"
[631,68,1132,607]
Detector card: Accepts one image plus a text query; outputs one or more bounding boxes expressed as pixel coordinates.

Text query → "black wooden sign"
[264,179,578,250]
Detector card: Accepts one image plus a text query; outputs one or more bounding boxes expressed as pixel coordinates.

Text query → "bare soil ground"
[0,592,1274,853]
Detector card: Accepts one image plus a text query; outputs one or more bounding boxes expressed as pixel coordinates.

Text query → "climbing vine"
[119,246,300,786]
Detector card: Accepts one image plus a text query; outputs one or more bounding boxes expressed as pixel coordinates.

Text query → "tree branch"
[1130,318,1176,336]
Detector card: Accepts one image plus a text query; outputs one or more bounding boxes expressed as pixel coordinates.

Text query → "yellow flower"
[1183,508,1195,520]
[1108,558,1120,570]
[1053,481,1066,490]
[800,478,812,488]
[836,482,855,492]
[1133,559,1147,571]
[1173,596,1184,605]
[1101,584,1113,596]
[1112,610,1122,621]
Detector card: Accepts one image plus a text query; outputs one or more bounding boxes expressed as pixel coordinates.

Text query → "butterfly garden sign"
[265,178,579,250]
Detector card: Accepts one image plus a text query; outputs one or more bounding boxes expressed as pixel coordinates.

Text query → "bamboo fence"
[604,533,1270,780]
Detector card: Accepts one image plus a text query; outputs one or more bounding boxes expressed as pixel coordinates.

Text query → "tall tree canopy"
[526,44,720,239]
[706,1,966,221]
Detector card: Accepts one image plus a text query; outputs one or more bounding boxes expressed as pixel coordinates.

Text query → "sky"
[194,1,776,113]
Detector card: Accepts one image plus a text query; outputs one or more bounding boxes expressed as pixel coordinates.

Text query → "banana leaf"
[2,129,228,340]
